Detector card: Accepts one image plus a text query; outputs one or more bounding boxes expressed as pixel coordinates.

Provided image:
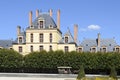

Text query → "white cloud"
[88,25,101,30]
[80,25,101,32]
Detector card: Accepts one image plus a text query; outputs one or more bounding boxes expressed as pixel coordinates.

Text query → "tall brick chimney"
[49,9,52,17]
[36,9,39,18]
[17,26,21,35]
[98,33,100,47]
[57,9,60,30]
[29,11,32,27]
[74,24,78,43]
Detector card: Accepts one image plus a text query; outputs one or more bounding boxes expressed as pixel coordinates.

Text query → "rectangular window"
[49,45,52,51]
[64,46,69,52]
[39,33,43,43]
[116,48,119,52]
[78,48,82,52]
[30,45,33,52]
[49,33,52,43]
[30,33,33,42]
[19,46,22,53]
[19,37,22,43]
[103,48,106,52]
[39,46,43,51]
[91,48,96,53]
[39,21,43,28]
[65,37,68,43]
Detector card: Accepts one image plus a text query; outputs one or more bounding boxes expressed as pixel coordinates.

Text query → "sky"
[0,0,120,44]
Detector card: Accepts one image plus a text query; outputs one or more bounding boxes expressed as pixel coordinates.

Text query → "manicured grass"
[80,76,118,80]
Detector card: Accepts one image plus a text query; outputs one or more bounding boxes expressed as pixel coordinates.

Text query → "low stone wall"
[0,73,77,80]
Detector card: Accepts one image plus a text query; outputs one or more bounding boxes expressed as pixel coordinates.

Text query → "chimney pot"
[49,9,53,17]
[74,24,78,43]
[57,9,60,30]
[36,9,39,17]
[29,11,32,27]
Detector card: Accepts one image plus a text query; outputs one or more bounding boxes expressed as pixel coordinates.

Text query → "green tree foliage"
[109,66,117,80]
[77,65,85,80]
[0,49,23,72]
[0,49,120,74]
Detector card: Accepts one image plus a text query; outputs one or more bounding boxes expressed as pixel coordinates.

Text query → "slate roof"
[28,13,57,29]
[80,38,118,52]
[59,29,75,44]
[0,40,13,48]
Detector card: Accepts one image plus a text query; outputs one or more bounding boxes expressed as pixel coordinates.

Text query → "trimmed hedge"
[0,49,23,72]
[0,49,120,74]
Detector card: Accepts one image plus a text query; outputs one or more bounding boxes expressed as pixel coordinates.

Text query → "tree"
[109,66,117,80]
[77,65,85,80]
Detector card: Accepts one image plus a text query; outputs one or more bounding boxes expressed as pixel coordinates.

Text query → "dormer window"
[78,47,83,53]
[100,46,107,53]
[39,21,43,29]
[90,47,96,53]
[116,48,119,52]
[65,37,68,43]
[19,37,22,43]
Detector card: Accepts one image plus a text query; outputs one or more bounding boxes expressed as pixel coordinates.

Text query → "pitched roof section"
[30,13,57,29]
[0,40,12,48]
[80,38,117,52]
[59,29,75,44]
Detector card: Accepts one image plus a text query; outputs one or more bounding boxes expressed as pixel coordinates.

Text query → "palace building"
[0,9,120,55]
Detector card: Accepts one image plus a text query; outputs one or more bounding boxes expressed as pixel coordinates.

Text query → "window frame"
[18,37,23,43]
[64,46,69,52]
[65,37,68,43]
[30,33,33,43]
[30,45,33,52]
[49,33,52,43]
[39,45,44,51]
[39,33,44,43]
[19,46,22,53]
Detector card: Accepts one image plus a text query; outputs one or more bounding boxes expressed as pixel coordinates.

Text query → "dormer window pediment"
[38,18,45,29]
[64,36,69,43]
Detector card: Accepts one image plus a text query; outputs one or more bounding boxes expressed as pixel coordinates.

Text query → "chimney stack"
[98,33,100,47]
[74,24,78,43]
[49,9,53,17]
[57,9,60,30]
[36,9,39,18]
[29,11,32,27]
[17,26,21,35]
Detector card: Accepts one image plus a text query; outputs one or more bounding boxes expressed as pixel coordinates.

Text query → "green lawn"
[80,76,120,80]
